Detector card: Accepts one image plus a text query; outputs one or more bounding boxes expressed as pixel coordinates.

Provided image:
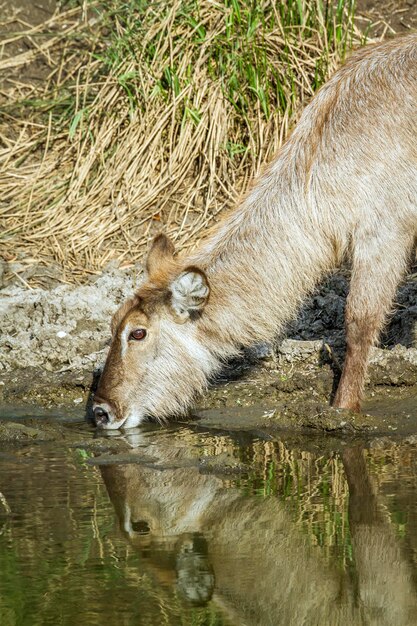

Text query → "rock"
[0,421,54,442]
[278,339,324,365]
[0,268,137,372]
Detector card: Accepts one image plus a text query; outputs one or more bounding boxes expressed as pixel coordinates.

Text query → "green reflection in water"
[1,428,417,626]
[0,444,230,626]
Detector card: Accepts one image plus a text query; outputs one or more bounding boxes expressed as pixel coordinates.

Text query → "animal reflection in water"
[100,443,417,626]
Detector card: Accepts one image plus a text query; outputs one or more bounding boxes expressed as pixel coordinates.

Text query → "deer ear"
[146,234,175,277]
[170,267,210,322]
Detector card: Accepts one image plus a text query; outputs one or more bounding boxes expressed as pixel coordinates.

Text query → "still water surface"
[1,422,417,625]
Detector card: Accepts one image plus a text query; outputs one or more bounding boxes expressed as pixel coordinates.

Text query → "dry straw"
[0,0,359,281]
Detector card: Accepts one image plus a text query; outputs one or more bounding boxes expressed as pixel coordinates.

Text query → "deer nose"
[93,405,110,427]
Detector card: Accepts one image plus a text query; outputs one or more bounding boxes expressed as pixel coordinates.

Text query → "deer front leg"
[333,230,413,412]
[333,314,378,412]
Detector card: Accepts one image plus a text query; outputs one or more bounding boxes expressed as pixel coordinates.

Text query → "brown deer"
[94,35,417,429]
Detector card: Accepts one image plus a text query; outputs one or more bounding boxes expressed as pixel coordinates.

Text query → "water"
[1,422,417,625]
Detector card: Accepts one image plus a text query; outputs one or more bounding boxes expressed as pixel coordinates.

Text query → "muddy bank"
[0,265,137,373]
[1,384,417,454]
[1,266,416,435]
[1,341,416,438]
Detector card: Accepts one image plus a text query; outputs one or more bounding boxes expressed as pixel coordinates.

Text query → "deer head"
[93,235,218,429]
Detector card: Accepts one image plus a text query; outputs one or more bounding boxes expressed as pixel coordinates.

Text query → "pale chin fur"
[120,409,147,429]
[99,410,146,430]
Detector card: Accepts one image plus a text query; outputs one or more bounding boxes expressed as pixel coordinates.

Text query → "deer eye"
[129,328,147,341]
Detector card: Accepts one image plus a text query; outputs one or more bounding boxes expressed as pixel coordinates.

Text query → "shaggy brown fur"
[94,35,417,429]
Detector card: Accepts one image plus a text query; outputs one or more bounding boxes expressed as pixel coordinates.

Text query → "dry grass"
[0,0,360,281]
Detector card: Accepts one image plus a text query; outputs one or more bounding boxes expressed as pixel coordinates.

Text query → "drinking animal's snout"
[93,403,111,426]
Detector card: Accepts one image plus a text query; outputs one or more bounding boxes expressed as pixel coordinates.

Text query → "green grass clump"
[0,0,358,278]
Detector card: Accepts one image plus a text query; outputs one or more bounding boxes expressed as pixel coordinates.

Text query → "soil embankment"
[1,265,416,437]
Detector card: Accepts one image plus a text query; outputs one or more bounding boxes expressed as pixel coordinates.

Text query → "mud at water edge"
[1,339,416,444]
[1,265,416,441]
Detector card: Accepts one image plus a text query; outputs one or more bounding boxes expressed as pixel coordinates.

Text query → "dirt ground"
[357,0,417,36]
[1,263,416,437]
[0,0,56,92]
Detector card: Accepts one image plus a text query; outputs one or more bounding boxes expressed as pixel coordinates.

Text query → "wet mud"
[1,358,416,443]
[1,252,417,441]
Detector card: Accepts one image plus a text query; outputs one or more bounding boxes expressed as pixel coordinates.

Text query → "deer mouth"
[93,395,149,430]
[92,400,127,430]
